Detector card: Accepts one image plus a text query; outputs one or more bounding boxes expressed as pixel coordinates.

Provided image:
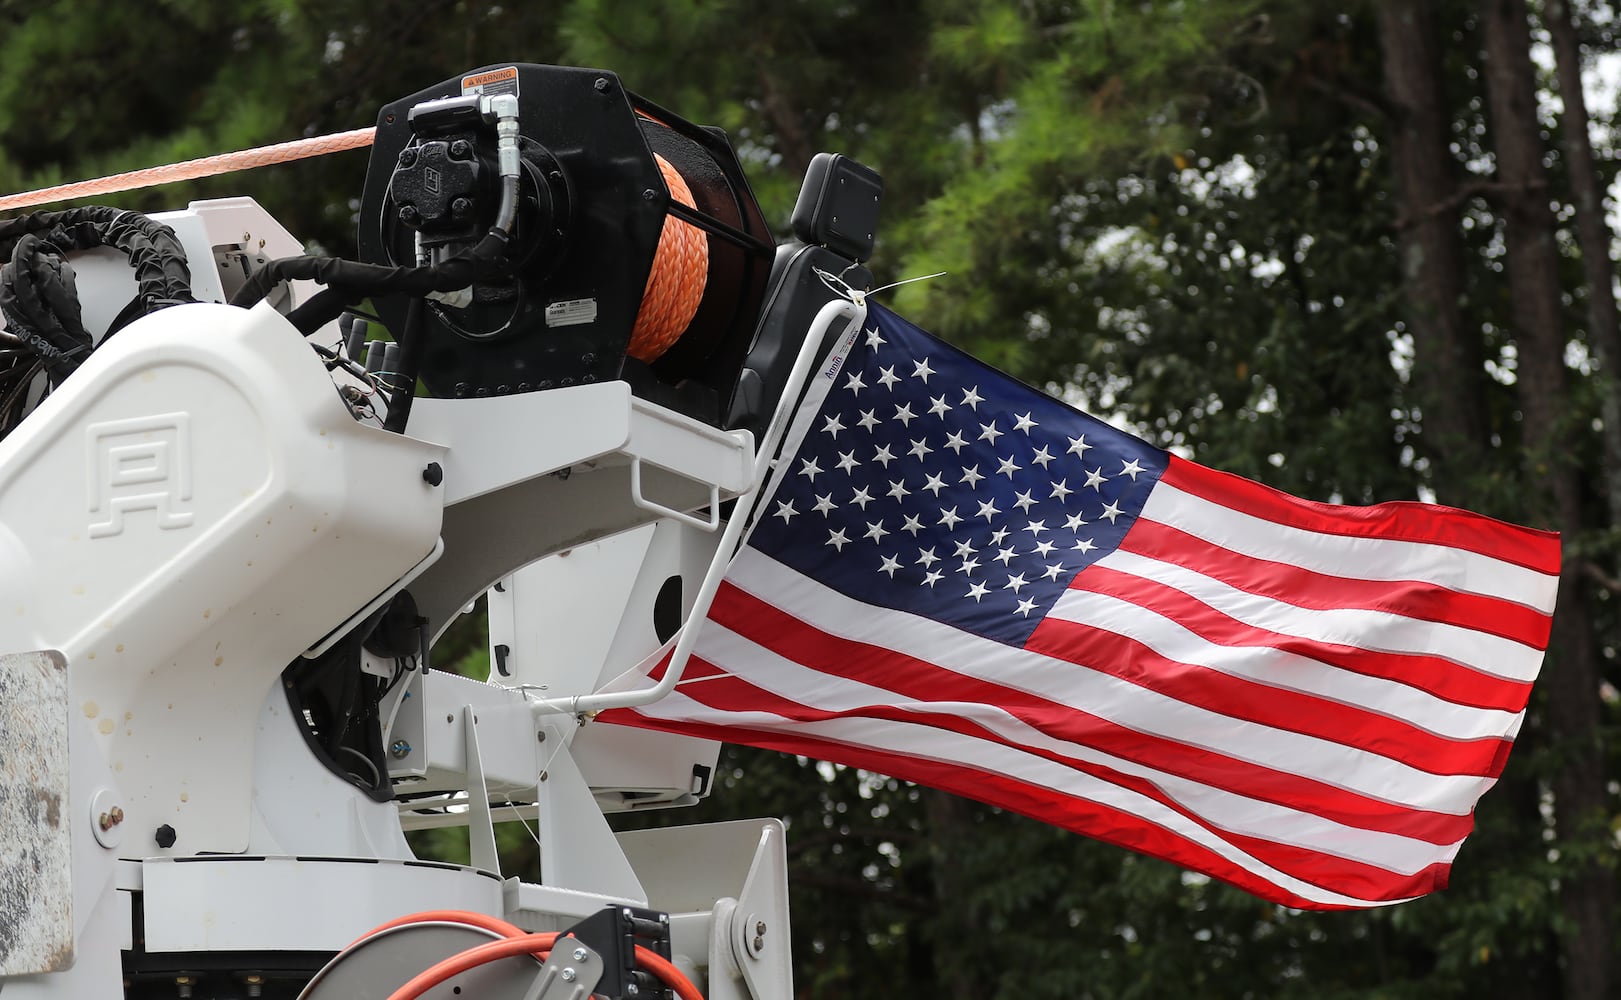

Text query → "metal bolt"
[98,806,124,832]
[390,739,412,759]
[398,205,421,227]
[244,974,264,998]
[753,935,765,951]
[572,947,589,961]
[539,770,549,782]
[397,147,417,167]
[175,975,194,999]
[594,77,609,92]
[561,968,577,983]
[450,139,473,159]
[756,920,767,936]
[537,731,546,743]
[451,196,473,219]
[627,984,640,996]
[642,188,658,201]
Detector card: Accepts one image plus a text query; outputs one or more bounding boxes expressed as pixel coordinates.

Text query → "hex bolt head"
[561,968,577,983]
[572,947,589,962]
[390,739,412,759]
[594,77,609,92]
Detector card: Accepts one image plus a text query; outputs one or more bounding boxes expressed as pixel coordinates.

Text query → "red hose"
[385,932,558,1000]
[347,908,527,947]
[357,909,706,1000]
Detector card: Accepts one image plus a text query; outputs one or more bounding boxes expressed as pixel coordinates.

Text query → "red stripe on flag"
[1160,456,1562,576]
[705,584,1476,845]
[1121,519,1553,651]
[1023,616,1513,778]
[600,706,1366,909]
[608,668,1449,904]
[1070,564,1534,713]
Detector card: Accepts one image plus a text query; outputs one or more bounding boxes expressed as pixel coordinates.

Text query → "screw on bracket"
[390,739,412,759]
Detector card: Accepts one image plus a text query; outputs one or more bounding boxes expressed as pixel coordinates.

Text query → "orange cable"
[358,908,706,1000]
[627,153,710,363]
[0,127,377,212]
[346,908,527,949]
[385,933,556,1000]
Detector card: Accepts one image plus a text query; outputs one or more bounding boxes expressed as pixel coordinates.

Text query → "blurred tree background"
[3,0,1618,996]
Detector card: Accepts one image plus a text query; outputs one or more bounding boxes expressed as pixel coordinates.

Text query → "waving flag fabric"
[603,304,1560,909]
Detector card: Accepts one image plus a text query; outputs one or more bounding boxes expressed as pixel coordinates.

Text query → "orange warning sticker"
[462,66,519,97]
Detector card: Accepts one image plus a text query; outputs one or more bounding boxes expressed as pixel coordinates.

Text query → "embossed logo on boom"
[85,413,194,539]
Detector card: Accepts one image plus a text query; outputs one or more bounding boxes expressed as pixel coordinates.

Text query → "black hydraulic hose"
[382,296,425,432]
[229,227,512,311]
[0,206,194,325]
[0,233,90,383]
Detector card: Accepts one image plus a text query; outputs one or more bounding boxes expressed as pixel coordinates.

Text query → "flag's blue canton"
[747,306,1171,646]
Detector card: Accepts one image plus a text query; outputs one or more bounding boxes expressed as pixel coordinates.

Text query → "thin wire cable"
[0,127,377,212]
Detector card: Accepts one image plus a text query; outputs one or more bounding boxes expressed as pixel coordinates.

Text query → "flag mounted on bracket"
[602,303,1560,910]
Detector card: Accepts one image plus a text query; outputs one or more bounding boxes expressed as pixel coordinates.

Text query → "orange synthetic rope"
[0,127,377,212]
[627,153,709,363]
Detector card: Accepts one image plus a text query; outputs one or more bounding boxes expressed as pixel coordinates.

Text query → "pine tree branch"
[1580,559,1621,596]
[1392,178,1545,229]
[1302,74,1391,121]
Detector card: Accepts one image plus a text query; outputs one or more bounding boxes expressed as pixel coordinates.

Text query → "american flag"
[605,304,1560,909]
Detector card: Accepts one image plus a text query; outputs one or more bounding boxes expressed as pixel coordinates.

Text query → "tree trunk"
[921,789,995,997]
[1546,0,1621,534]
[1375,0,1489,499]
[1480,2,1613,998]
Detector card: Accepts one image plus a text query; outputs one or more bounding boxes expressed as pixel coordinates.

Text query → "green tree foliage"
[1,1,1616,996]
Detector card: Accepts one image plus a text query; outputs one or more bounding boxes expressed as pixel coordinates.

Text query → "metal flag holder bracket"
[526,295,867,720]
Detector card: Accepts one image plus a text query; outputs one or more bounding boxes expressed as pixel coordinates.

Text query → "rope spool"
[627,154,709,363]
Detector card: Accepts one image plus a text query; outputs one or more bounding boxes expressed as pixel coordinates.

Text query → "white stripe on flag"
[632,687,1418,909]
[1142,483,1560,613]
[1045,588,1526,742]
[1094,549,1545,682]
[724,551,1495,815]
[687,617,1466,876]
